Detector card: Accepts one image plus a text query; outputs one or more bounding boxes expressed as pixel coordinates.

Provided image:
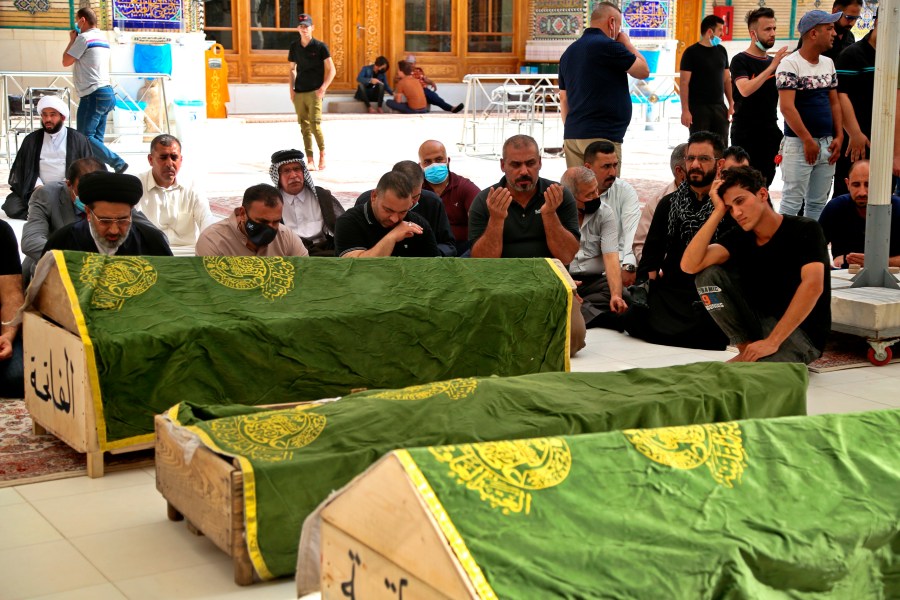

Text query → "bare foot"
[367,107,377,114]
[726,353,745,363]
[307,157,317,171]
[318,152,326,170]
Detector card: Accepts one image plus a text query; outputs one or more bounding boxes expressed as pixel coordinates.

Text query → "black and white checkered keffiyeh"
[667,180,729,245]
[269,149,319,205]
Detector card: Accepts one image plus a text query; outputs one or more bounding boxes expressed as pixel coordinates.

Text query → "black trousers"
[354,83,385,108]
[731,126,782,187]
[689,103,729,146]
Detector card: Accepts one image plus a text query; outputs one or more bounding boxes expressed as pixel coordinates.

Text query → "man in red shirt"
[418,139,480,255]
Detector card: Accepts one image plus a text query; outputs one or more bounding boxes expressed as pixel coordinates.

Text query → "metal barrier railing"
[1,71,172,163]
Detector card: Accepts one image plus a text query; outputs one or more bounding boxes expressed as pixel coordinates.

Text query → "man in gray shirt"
[62,8,128,174]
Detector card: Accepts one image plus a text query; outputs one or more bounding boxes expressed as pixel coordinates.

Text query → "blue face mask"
[74,22,81,34]
[74,196,86,213]
[423,163,449,185]
[754,39,768,52]
[711,35,722,47]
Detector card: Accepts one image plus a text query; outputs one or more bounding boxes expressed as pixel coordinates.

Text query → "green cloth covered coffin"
[170,362,808,579]
[51,252,572,448]
[391,409,899,598]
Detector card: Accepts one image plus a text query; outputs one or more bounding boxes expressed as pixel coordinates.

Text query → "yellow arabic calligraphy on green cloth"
[207,411,327,462]
[370,378,479,401]
[78,255,158,310]
[203,256,295,300]
[624,421,747,488]
[429,437,572,515]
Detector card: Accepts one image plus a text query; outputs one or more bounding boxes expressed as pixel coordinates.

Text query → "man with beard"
[833,13,877,197]
[776,10,843,222]
[819,160,900,268]
[583,140,640,287]
[682,166,830,364]
[625,131,732,350]
[335,170,440,257]
[798,0,862,62]
[271,149,344,256]
[730,8,788,186]
[561,166,628,329]
[43,171,172,257]
[469,134,585,356]
[137,134,216,255]
[4,95,91,219]
[196,184,308,257]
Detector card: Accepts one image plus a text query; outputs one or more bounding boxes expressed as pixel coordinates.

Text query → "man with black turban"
[42,172,173,256]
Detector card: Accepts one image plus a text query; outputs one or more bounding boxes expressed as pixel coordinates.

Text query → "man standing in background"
[62,8,128,174]
[680,15,733,143]
[558,2,649,169]
[730,8,788,186]
[289,14,334,171]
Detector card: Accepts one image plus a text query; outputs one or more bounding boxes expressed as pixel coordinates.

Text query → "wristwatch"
[622,264,636,273]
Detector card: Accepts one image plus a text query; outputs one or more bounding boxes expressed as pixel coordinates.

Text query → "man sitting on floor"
[137,134,217,256]
[335,170,440,257]
[355,56,392,114]
[0,219,25,398]
[4,95,91,219]
[196,184,308,257]
[403,54,463,113]
[469,134,585,356]
[355,160,456,256]
[583,140,641,287]
[625,131,732,350]
[271,149,344,256]
[386,61,429,115]
[561,166,628,329]
[681,165,830,363]
[419,139,480,255]
[818,159,900,268]
[43,172,173,257]
[634,143,687,264]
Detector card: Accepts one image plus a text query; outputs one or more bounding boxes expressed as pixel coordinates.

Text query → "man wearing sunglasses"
[43,171,172,257]
[797,0,863,62]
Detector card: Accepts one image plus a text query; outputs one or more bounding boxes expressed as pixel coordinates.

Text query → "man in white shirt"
[583,140,641,287]
[4,95,91,219]
[270,149,345,256]
[137,134,217,256]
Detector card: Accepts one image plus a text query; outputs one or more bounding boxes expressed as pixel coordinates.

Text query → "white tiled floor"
[1,328,896,599]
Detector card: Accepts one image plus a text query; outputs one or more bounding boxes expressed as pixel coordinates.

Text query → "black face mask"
[244,217,278,247]
[582,198,603,214]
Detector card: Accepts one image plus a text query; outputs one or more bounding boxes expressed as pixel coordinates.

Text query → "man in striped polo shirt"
[62,8,128,174]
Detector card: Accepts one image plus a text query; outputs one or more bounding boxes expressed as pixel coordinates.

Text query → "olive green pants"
[292,91,325,157]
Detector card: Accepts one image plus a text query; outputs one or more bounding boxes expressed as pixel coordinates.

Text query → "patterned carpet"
[0,399,152,487]
[807,332,900,373]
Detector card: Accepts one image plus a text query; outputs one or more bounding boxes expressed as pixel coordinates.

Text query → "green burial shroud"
[50,252,572,448]
[170,361,808,579]
[399,409,900,599]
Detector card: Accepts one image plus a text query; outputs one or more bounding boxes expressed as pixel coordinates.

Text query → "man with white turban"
[4,95,92,219]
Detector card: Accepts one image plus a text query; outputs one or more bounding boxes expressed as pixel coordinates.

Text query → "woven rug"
[808,332,900,373]
[0,399,153,488]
